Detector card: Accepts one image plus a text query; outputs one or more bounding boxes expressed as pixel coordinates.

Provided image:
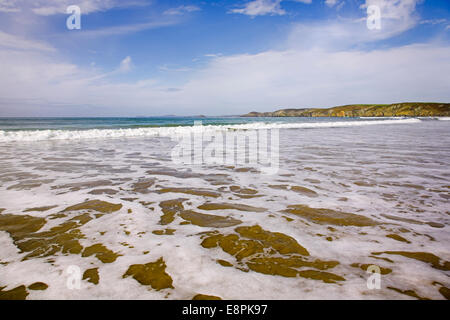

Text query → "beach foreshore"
[0,118,449,300]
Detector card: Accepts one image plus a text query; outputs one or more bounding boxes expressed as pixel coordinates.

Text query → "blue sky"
[0,0,449,116]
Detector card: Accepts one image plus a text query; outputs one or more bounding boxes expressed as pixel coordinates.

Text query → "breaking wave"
[0,118,422,142]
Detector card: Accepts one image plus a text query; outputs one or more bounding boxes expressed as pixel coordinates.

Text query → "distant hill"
[242,103,450,117]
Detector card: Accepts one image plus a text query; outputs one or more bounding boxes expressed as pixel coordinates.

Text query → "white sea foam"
[359,117,405,119]
[0,118,422,142]
[0,119,448,299]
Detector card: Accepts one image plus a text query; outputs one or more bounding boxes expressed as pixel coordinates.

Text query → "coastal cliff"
[242,103,450,117]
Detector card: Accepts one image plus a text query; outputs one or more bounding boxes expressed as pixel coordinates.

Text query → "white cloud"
[175,45,450,113]
[0,0,20,12]
[0,35,449,116]
[204,53,223,58]
[420,19,447,25]
[0,0,149,15]
[77,18,181,37]
[164,5,200,16]
[325,0,338,7]
[287,20,402,50]
[288,0,423,50]
[159,65,192,72]
[231,0,286,17]
[0,31,55,51]
[230,0,312,17]
[118,56,133,73]
[361,0,421,29]
[290,0,313,4]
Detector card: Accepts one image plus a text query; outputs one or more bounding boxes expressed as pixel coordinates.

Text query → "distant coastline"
[241,102,450,117]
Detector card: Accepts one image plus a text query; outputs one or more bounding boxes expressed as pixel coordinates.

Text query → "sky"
[0,0,449,117]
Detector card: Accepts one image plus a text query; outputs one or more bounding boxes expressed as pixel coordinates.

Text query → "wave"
[0,118,422,142]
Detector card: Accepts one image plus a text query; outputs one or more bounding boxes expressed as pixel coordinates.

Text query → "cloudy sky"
[0,0,449,116]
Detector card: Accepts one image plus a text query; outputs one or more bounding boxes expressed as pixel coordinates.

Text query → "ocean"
[0,116,449,299]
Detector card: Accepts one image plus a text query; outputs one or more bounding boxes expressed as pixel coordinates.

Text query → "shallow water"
[0,118,449,300]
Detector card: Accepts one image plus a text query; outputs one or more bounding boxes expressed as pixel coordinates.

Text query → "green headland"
[242,103,450,117]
